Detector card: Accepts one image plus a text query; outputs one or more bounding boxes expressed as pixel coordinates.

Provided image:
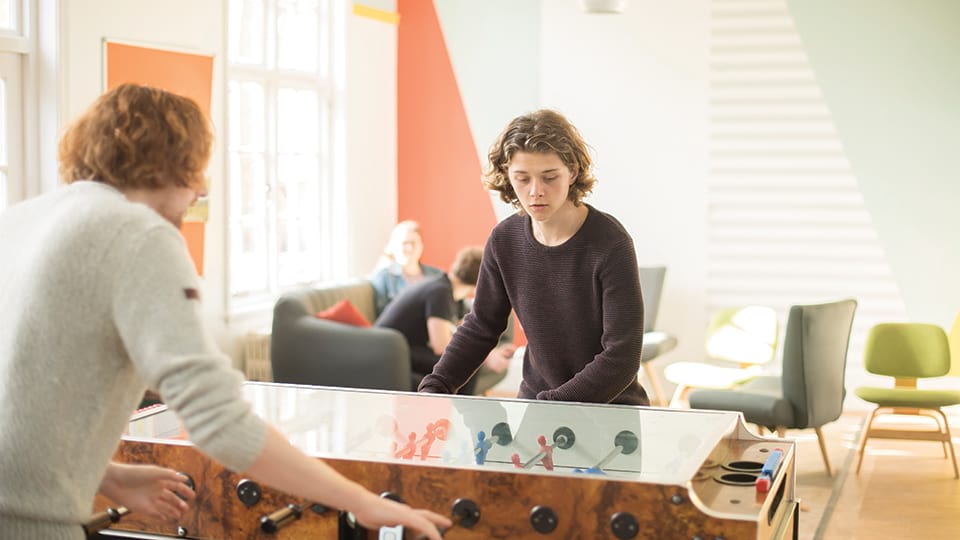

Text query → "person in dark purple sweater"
[418,110,649,406]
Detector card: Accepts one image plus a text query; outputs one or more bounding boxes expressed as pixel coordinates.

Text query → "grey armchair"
[688,299,857,475]
[270,279,413,391]
[638,266,678,406]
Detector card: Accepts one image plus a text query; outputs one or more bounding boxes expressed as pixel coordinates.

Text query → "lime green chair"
[855,323,960,479]
[664,305,779,407]
[949,312,960,378]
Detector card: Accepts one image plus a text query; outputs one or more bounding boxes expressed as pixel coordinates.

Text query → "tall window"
[227,0,335,304]
[0,0,18,34]
[0,0,25,211]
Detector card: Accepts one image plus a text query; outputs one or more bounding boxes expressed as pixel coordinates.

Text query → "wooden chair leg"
[856,408,881,474]
[642,362,666,407]
[668,385,690,408]
[920,409,950,458]
[815,427,833,477]
[933,408,960,479]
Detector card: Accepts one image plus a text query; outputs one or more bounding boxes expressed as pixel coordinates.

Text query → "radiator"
[243,330,273,382]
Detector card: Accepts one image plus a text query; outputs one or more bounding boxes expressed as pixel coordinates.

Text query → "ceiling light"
[580,0,626,14]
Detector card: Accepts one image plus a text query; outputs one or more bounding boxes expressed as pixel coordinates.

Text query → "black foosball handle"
[596,430,641,470]
[412,498,481,539]
[83,506,130,539]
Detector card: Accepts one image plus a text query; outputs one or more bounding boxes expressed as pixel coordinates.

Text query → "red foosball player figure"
[395,432,418,460]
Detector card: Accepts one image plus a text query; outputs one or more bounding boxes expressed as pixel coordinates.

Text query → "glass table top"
[125,382,743,486]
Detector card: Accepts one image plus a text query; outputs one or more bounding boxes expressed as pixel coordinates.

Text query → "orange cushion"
[316,299,372,327]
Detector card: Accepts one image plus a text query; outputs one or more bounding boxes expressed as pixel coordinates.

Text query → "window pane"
[229,80,265,152]
[230,152,266,216]
[277,155,320,286]
[228,0,264,65]
[0,76,6,166]
[316,0,330,79]
[0,52,19,209]
[229,150,269,296]
[230,216,270,295]
[0,74,5,208]
[277,155,319,217]
[277,0,318,72]
[227,0,336,302]
[0,0,15,32]
[277,223,322,286]
[277,88,318,154]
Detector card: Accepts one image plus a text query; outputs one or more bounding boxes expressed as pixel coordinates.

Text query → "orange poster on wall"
[104,40,214,276]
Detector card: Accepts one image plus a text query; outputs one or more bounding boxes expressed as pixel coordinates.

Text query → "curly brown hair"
[58,83,213,190]
[450,246,483,286]
[483,109,596,211]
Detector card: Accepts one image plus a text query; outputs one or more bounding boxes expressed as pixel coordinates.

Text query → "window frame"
[0,0,30,211]
[225,0,339,314]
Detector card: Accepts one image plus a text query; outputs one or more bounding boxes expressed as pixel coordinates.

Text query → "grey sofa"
[270,278,413,391]
[270,278,514,395]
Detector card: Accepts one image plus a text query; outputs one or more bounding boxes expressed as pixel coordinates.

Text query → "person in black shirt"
[376,247,514,393]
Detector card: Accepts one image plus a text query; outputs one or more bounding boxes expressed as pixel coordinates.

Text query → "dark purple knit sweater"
[419,205,649,406]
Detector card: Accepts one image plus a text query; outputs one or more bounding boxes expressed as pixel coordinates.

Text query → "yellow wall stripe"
[352,3,400,24]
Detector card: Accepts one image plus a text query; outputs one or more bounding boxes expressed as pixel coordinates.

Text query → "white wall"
[540,1,711,370]
[344,10,398,276]
[787,0,960,329]
[434,0,541,221]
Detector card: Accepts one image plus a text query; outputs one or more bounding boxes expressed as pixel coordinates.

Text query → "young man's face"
[507,151,575,221]
[153,183,207,229]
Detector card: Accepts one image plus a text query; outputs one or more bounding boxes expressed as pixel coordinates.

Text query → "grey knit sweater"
[419,205,649,406]
[0,181,267,539]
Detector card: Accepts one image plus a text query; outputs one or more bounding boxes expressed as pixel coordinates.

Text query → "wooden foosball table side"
[93,434,797,540]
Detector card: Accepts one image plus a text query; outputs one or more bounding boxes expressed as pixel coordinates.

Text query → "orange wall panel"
[104,41,214,276]
[105,42,213,116]
[397,0,496,270]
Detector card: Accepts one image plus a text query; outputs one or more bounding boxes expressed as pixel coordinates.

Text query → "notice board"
[104,40,214,276]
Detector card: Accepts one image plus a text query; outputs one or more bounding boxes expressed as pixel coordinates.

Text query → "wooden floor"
[816,410,960,539]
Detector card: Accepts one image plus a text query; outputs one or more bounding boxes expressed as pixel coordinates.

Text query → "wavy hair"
[58,83,213,190]
[483,109,596,212]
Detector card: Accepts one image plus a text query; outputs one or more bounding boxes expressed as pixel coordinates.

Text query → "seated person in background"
[376,247,515,394]
[370,220,443,318]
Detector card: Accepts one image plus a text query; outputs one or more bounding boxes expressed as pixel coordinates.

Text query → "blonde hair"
[58,83,213,190]
[384,220,423,260]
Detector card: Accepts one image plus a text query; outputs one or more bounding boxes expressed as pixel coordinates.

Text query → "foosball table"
[91,381,798,539]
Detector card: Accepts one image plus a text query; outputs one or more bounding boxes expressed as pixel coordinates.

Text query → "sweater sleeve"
[112,226,267,473]
[419,238,511,393]
[537,236,645,403]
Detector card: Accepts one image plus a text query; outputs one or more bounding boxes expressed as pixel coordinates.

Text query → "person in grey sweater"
[419,109,649,406]
[0,84,448,539]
